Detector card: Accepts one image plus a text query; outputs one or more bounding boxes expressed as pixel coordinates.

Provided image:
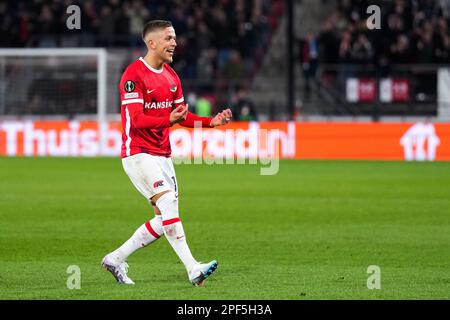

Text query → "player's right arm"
[120,70,171,129]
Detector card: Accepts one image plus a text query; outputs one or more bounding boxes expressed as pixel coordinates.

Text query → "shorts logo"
[170,85,177,92]
[124,80,135,92]
[153,180,164,188]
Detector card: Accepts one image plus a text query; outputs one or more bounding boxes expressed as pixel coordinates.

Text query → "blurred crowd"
[0,0,285,120]
[299,0,450,74]
[295,0,450,104]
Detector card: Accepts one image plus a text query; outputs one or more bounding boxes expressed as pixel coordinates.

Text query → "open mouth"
[166,49,175,56]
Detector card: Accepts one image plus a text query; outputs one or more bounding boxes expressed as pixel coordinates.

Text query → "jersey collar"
[139,57,163,74]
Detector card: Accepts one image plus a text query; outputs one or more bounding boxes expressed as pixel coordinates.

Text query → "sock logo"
[153,180,164,188]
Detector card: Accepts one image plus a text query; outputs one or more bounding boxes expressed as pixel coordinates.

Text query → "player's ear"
[144,33,156,49]
[146,38,155,50]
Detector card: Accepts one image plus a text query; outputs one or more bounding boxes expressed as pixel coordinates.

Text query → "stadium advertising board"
[346,78,377,102]
[380,79,410,103]
[0,121,449,161]
[347,78,411,103]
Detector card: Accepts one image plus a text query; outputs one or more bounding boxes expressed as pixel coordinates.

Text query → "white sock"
[109,215,163,265]
[156,192,198,272]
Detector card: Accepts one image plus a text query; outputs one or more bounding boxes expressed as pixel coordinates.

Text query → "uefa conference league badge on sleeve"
[124,80,135,92]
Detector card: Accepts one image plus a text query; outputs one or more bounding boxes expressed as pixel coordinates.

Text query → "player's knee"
[155,191,179,219]
[151,190,171,205]
[155,191,183,238]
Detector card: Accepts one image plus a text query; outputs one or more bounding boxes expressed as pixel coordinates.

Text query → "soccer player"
[101,20,232,286]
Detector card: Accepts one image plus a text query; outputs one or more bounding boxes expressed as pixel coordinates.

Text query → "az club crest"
[170,85,177,92]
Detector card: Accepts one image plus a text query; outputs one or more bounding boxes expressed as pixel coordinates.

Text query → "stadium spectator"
[414,27,435,63]
[196,48,217,92]
[196,21,213,54]
[318,18,340,64]
[232,87,257,121]
[114,1,130,46]
[436,32,450,62]
[222,50,247,88]
[338,30,353,64]
[36,4,58,47]
[351,34,374,64]
[390,34,412,64]
[97,5,116,47]
[127,0,150,47]
[17,5,32,47]
[299,33,319,101]
[79,0,99,47]
[0,2,16,47]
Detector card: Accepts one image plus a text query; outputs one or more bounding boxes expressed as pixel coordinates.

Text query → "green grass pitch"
[0,157,449,300]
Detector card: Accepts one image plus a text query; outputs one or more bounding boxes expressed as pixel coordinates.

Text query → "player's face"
[154,27,177,64]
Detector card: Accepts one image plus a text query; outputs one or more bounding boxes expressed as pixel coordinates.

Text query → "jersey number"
[171,176,177,192]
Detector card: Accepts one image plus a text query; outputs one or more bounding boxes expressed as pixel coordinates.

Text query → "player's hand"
[170,104,189,125]
[210,108,232,127]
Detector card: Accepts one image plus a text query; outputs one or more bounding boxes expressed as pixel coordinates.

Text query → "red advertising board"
[1,121,449,161]
[358,79,377,102]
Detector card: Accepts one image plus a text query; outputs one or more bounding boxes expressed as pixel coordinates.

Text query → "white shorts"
[122,153,178,200]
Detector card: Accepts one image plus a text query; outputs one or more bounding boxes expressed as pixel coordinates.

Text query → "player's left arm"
[179,107,232,128]
[171,73,232,128]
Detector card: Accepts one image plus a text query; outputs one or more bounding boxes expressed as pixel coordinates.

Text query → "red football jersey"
[119,57,212,158]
